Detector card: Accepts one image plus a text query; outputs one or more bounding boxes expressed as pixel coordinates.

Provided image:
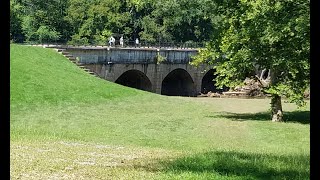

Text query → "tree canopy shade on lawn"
[192,0,310,122]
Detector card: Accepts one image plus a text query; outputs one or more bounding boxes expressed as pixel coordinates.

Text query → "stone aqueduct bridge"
[62,46,217,96]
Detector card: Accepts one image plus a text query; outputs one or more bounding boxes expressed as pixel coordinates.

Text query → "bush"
[93,29,112,46]
[68,34,90,45]
[35,26,61,44]
[155,53,166,64]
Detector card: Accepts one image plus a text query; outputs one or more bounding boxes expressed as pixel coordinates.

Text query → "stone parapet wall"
[65,47,198,64]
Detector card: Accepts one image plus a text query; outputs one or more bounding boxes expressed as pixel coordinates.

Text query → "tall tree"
[149,0,215,44]
[10,0,24,42]
[192,0,310,122]
[17,0,70,43]
[124,0,156,41]
[163,0,214,43]
[66,0,131,45]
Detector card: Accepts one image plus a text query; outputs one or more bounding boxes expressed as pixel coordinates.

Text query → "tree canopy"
[192,0,310,121]
[10,0,217,45]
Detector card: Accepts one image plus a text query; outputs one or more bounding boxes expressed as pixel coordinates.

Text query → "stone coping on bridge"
[39,44,200,52]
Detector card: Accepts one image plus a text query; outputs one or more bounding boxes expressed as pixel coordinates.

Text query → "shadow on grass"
[208,111,310,124]
[159,151,309,179]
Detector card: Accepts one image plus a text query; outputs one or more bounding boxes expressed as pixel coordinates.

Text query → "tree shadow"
[159,151,309,179]
[208,111,310,124]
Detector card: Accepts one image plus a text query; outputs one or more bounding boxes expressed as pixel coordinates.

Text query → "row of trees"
[10,0,217,45]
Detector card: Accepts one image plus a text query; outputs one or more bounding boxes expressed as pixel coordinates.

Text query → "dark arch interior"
[201,69,228,93]
[161,69,195,96]
[262,69,270,79]
[115,70,152,92]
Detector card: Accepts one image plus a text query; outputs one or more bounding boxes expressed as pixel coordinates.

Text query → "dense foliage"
[10,0,217,45]
[192,0,310,121]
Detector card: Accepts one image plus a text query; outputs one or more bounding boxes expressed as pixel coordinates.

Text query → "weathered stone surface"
[60,47,212,96]
[64,47,198,64]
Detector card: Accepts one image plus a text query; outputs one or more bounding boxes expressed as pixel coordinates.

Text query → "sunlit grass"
[10,44,309,179]
[10,44,145,109]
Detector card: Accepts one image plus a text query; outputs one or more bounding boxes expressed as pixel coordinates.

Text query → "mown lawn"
[10,44,310,179]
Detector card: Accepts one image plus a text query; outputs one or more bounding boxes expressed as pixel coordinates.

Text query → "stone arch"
[161,68,195,96]
[115,70,152,92]
[201,69,228,93]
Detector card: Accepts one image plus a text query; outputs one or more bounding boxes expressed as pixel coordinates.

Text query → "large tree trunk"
[255,67,285,122]
[271,94,283,122]
[269,68,284,122]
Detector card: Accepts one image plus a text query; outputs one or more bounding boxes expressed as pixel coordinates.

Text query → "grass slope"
[10,44,145,108]
[10,44,310,179]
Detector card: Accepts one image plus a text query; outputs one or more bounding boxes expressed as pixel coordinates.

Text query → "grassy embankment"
[10,44,310,179]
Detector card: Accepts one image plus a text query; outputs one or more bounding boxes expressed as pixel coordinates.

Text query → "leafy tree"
[35,25,60,43]
[151,0,215,43]
[16,0,70,43]
[66,0,131,45]
[10,0,24,42]
[13,0,221,45]
[21,15,37,42]
[139,15,170,43]
[192,0,309,122]
[123,0,157,42]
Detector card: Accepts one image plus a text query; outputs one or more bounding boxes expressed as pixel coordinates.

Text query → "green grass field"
[10,44,310,179]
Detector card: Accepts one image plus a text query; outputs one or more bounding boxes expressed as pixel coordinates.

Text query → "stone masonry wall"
[64,47,211,95]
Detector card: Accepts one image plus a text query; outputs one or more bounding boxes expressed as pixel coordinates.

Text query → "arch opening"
[201,69,228,94]
[115,70,152,92]
[161,68,195,96]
